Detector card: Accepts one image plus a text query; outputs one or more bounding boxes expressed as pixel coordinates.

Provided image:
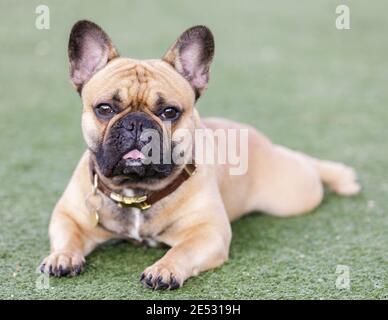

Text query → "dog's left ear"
[163,26,215,99]
[68,20,119,93]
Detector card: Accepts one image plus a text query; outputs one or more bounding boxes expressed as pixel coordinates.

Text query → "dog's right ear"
[68,20,119,93]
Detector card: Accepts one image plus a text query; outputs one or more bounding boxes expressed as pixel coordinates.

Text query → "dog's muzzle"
[95,111,174,181]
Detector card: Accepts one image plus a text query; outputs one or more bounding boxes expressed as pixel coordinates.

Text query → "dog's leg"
[140,222,231,290]
[39,206,112,277]
[278,147,361,196]
[249,145,360,217]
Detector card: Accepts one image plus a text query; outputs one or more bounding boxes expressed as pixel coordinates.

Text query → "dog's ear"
[163,26,215,99]
[68,20,119,93]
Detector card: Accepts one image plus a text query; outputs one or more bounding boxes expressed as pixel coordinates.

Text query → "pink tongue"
[123,149,145,160]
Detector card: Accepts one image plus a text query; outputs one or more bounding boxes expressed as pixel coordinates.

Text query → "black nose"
[122,112,156,138]
[127,119,143,134]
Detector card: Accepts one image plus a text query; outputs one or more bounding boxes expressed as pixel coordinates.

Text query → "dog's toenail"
[169,276,180,290]
[145,274,153,287]
[73,265,82,275]
[155,276,169,290]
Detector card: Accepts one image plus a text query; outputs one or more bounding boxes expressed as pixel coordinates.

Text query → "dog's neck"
[88,156,197,211]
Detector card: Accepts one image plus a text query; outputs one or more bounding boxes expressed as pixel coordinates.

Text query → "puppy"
[39,20,360,290]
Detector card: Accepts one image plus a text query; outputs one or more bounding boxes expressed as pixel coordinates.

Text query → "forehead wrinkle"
[129,61,183,107]
[113,65,156,109]
[98,61,137,86]
[145,63,193,104]
[134,66,148,108]
[90,76,134,106]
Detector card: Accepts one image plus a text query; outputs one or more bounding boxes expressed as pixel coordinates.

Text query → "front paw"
[39,252,85,277]
[140,263,183,290]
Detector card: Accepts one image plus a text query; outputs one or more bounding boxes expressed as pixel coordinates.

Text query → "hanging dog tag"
[91,210,100,228]
[85,193,103,228]
[85,174,103,228]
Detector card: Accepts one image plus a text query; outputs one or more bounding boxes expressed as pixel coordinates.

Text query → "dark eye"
[160,106,180,121]
[95,103,115,119]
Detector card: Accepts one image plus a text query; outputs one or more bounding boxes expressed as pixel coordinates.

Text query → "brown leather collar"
[90,161,197,210]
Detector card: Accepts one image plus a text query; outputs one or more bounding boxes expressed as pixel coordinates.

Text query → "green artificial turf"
[0,0,387,299]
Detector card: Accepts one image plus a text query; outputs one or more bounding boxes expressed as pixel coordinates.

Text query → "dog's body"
[40,21,360,289]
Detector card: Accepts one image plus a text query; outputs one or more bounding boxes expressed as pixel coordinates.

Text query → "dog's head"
[68,20,214,189]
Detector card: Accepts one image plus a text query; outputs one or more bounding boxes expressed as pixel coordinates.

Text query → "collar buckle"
[109,192,151,210]
[110,192,147,204]
[134,201,151,210]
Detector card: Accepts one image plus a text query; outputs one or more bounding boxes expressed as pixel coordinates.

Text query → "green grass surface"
[0,0,387,299]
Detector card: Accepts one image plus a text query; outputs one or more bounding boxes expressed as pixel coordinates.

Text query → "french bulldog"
[39,20,361,290]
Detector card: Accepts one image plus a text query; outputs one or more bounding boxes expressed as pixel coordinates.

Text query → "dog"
[39,20,361,290]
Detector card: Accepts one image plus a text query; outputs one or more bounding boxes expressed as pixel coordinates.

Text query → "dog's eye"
[95,104,115,118]
[160,106,180,121]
